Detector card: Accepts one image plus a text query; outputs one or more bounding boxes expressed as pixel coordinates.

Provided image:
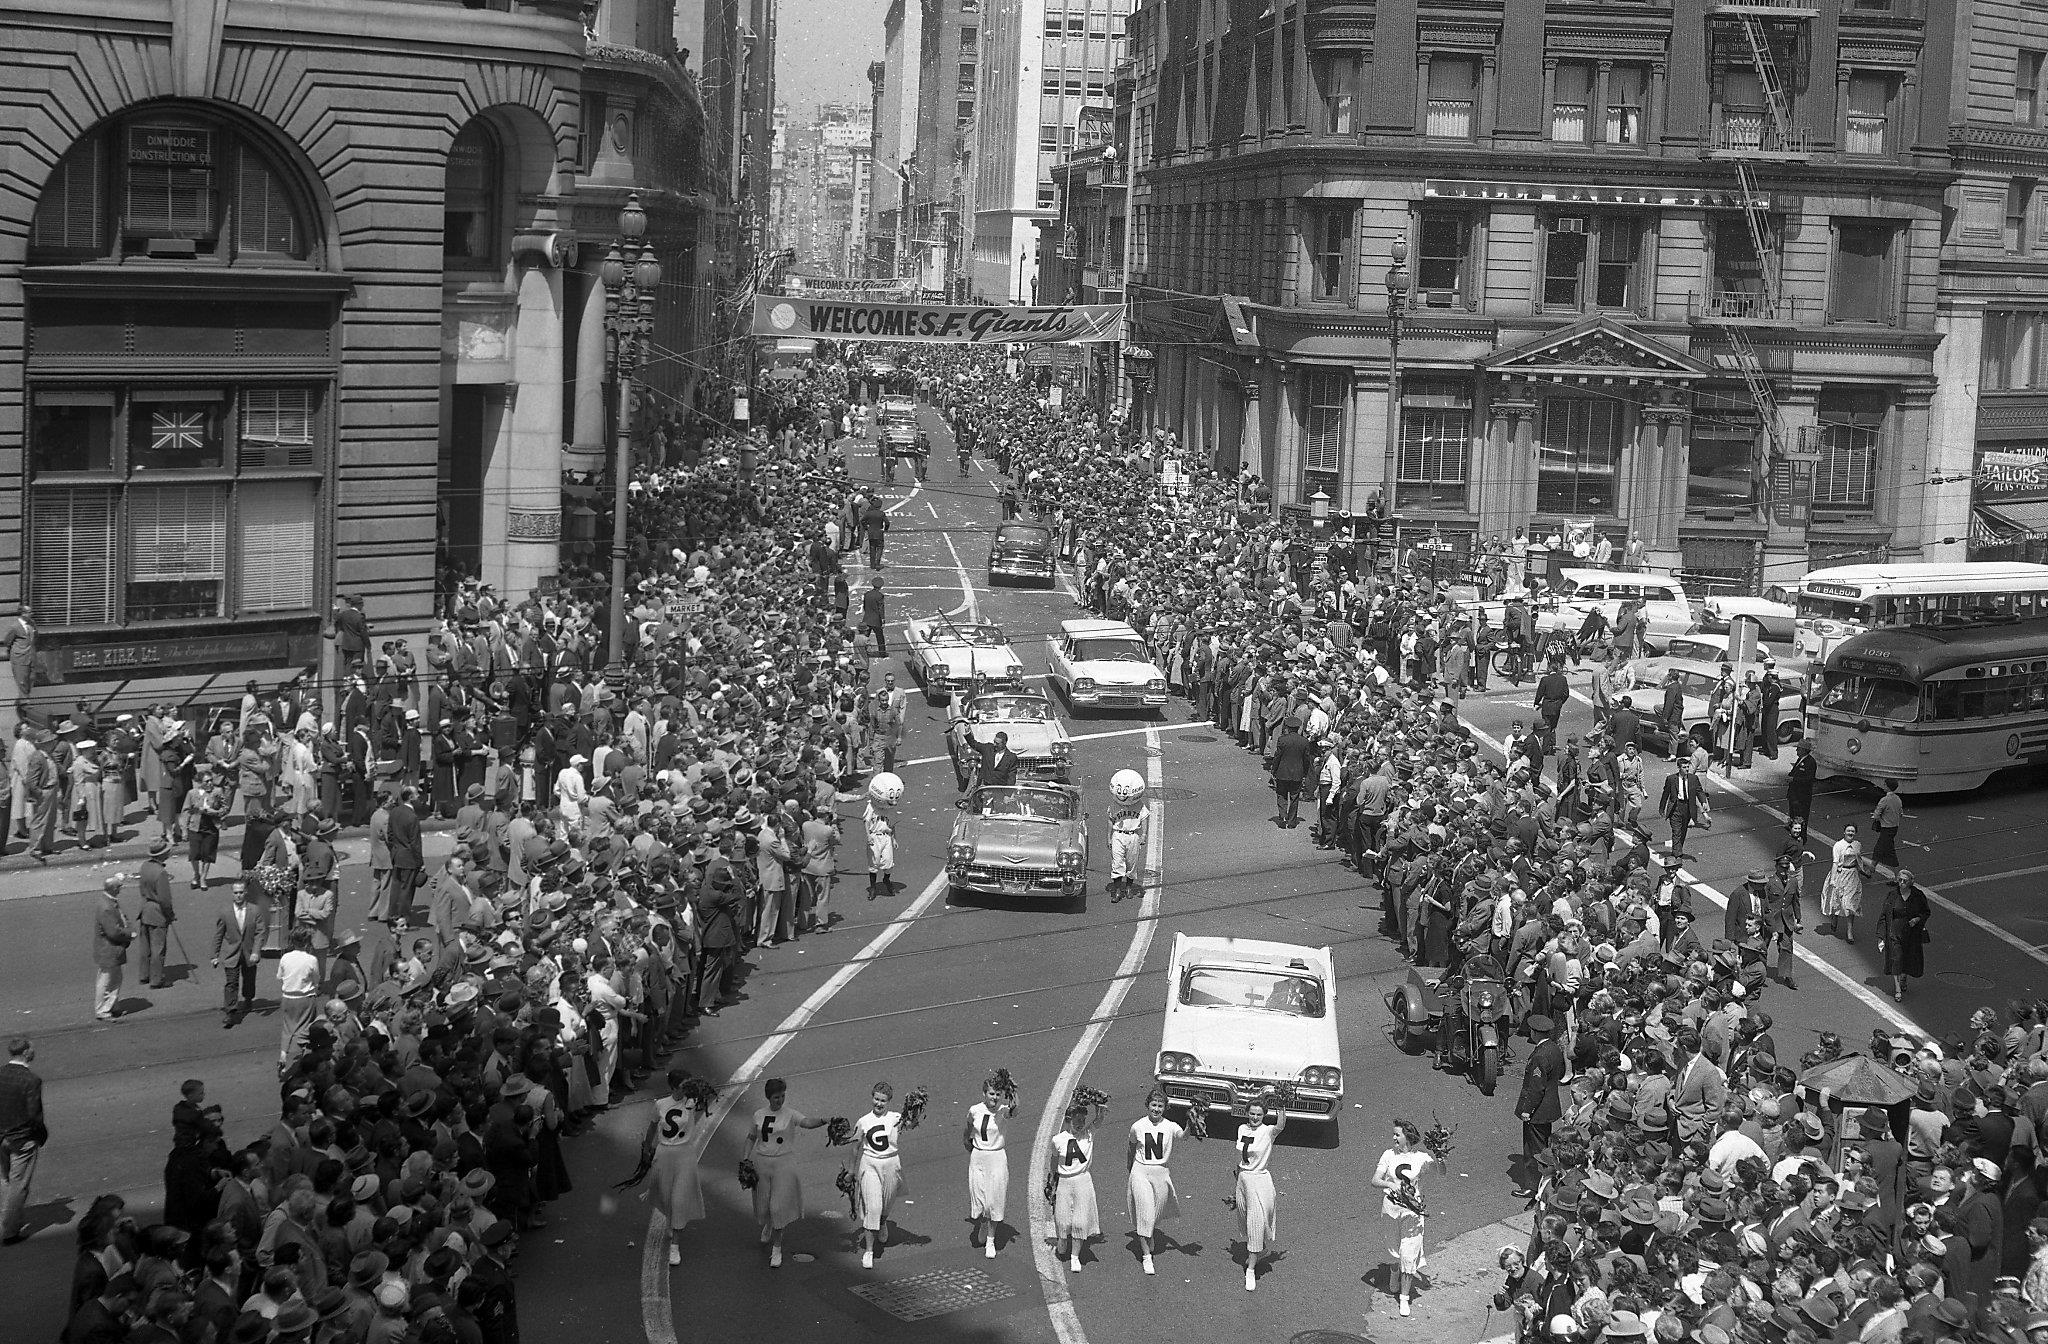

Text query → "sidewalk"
[3,803,457,873]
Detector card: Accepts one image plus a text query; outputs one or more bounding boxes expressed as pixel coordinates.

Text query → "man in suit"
[860,577,888,655]
[1269,713,1314,829]
[327,594,370,673]
[1607,696,1641,754]
[20,735,58,862]
[91,876,131,1022]
[694,867,744,1017]
[136,838,177,989]
[1670,1029,1729,1146]
[210,881,264,1028]
[1659,756,1706,859]
[386,786,424,926]
[425,855,474,948]
[0,1035,44,1244]
[969,730,1022,792]
[870,674,907,775]
[366,791,397,926]
[1513,1013,1565,1198]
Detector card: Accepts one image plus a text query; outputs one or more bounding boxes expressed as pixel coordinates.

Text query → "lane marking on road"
[1895,861,2048,891]
[943,532,981,623]
[883,474,923,514]
[889,720,1215,771]
[640,867,953,1344]
[928,502,939,519]
[1461,719,1917,1035]
[1027,723,1165,1344]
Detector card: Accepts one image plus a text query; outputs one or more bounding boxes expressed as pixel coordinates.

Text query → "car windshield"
[933,624,1005,648]
[972,787,1073,821]
[1180,966,1326,1018]
[996,526,1049,547]
[1072,637,1150,662]
[972,696,1051,723]
[1820,673,1922,722]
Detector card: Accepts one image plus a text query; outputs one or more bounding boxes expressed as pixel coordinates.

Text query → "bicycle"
[1488,640,1534,686]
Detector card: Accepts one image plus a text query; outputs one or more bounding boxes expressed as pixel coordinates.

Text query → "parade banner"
[753,295,1124,345]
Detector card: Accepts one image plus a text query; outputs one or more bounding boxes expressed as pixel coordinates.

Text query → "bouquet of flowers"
[834,1166,859,1218]
[1423,1112,1457,1164]
[251,862,296,903]
[1184,1104,1209,1142]
[825,1116,854,1147]
[1042,1167,1058,1206]
[902,1086,930,1130]
[737,1159,759,1190]
[989,1067,1019,1114]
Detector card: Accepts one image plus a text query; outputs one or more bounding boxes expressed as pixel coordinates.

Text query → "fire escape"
[1700,1,1818,527]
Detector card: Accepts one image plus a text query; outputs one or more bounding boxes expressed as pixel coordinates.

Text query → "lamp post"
[1382,236,1411,559]
[599,192,662,677]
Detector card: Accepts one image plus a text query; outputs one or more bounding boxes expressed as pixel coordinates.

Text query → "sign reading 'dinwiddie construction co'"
[752,296,1124,346]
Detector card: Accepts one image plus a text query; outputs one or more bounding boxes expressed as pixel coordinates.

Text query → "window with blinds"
[29,487,117,627]
[237,480,317,613]
[126,163,215,238]
[1814,390,1883,513]
[30,136,102,253]
[127,486,227,623]
[1301,370,1347,476]
[1397,383,1471,511]
[240,388,317,468]
[235,149,301,257]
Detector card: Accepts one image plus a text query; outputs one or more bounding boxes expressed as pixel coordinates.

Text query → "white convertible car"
[1155,934,1343,1125]
[947,689,1073,784]
[903,616,1027,705]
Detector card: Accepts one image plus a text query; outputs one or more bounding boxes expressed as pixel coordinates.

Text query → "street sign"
[733,395,750,423]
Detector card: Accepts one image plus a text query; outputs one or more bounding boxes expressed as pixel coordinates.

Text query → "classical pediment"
[1479,314,1714,383]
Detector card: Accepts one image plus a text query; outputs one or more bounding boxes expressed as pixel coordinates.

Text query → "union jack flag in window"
[151,407,210,456]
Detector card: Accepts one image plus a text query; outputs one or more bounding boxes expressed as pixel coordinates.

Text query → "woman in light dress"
[744,1078,826,1267]
[1049,1100,1101,1274]
[642,1068,713,1267]
[854,1081,907,1269]
[1233,1088,1287,1292]
[962,1075,1015,1258]
[1372,1118,1434,1318]
[1820,822,1868,944]
[1125,1087,1184,1275]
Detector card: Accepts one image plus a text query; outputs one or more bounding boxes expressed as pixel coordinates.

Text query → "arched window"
[29,111,316,266]
[444,121,504,270]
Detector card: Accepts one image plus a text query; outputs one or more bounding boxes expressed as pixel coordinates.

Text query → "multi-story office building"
[1950,1,2048,563]
[869,0,925,277]
[1130,0,1957,589]
[912,0,985,297]
[971,0,1131,302]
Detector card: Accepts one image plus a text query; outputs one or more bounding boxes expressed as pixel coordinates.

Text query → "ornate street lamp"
[599,192,662,677]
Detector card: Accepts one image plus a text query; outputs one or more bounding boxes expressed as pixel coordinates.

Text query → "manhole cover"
[1153,785,1199,801]
[1937,971,1995,990]
[849,1267,1018,1322]
[1178,733,1219,743]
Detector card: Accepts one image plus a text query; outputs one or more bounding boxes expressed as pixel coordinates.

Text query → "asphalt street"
[13,409,2048,1344]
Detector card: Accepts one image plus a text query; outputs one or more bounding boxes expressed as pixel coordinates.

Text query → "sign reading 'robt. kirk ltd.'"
[753,297,1124,345]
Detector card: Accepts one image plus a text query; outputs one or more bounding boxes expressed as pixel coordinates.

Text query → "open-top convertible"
[945,783,1090,903]
[947,689,1073,785]
[903,616,1027,705]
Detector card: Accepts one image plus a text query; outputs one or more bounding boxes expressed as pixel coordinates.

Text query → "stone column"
[1273,367,1301,499]
[1493,395,1539,536]
[567,267,609,476]
[495,248,565,600]
[1640,405,1690,568]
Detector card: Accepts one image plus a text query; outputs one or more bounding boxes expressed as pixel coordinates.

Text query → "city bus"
[1811,617,2048,793]
[1794,562,2048,659]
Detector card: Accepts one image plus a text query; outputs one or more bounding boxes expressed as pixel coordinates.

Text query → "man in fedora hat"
[1513,1013,1565,1200]
[137,836,178,989]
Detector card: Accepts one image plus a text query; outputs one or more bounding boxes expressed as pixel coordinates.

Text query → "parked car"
[987,522,1057,587]
[945,783,1089,903]
[1538,568,1694,652]
[1046,618,1168,712]
[1694,594,1798,644]
[904,617,1026,705]
[1156,934,1343,1126]
[947,689,1073,785]
[1627,654,1807,755]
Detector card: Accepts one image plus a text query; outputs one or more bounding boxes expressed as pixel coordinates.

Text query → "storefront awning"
[1978,499,2048,542]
